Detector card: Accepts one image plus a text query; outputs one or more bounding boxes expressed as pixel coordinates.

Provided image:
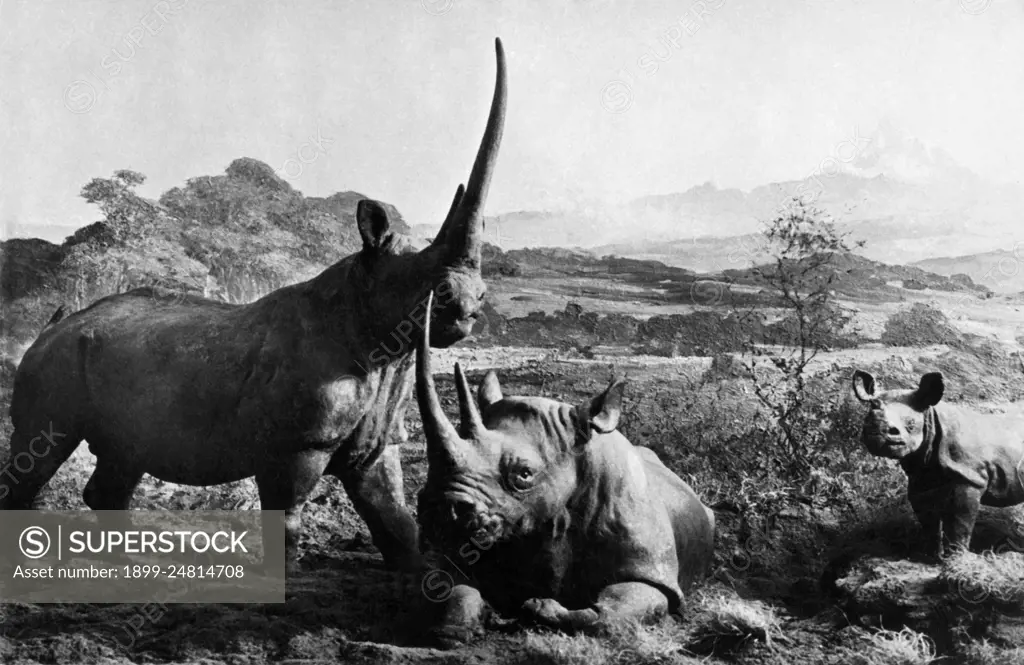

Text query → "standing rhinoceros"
[412,293,716,644]
[852,369,1024,558]
[2,38,509,575]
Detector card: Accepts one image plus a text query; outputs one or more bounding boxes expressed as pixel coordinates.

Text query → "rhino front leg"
[523,582,669,634]
[943,484,984,556]
[333,444,422,572]
[909,489,945,560]
[421,584,490,649]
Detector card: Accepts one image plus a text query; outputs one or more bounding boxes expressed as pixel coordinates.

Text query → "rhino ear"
[915,372,945,407]
[588,378,626,434]
[357,199,393,254]
[478,370,503,410]
[852,370,877,402]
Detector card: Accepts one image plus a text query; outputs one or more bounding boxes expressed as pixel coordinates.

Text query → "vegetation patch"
[881,302,965,348]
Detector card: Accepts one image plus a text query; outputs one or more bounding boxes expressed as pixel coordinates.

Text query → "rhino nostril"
[887,426,901,437]
[450,500,476,522]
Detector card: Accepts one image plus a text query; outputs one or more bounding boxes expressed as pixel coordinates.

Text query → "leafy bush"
[882,302,964,347]
[740,197,863,478]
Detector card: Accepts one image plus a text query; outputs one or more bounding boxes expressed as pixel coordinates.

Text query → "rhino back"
[10,287,375,484]
[905,404,1024,506]
[571,434,715,608]
[639,447,716,589]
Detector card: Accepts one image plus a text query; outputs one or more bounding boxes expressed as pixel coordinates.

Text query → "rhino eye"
[905,419,918,433]
[507,466,535,491]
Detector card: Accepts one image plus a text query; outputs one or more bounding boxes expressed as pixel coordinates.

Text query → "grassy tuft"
[859,627,938,665]
[957,639,1024,665]
[685,589,783,655]
[941,549,1024,606]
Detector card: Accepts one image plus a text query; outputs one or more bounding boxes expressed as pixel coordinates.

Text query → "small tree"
[80,169,153,243]
[743,197,863,477]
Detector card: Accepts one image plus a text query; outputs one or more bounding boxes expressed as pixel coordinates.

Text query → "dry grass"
[4,334,1024,664]
[958,639,1024,665]
[684,590,784,655]
[941,549,1024,606]
[859,627,937,665]
[826,627,939,665]
[513,620,699,665]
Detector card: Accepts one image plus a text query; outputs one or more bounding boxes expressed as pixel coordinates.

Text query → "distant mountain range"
[412,119,1022,290]
[912,249,1024,294]
[11,120,1022,294]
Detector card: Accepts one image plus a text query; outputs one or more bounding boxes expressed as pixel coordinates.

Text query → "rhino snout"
[449,499,481,525]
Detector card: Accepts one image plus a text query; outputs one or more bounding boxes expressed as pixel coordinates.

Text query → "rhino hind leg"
[332,444,422,573]
[82,454,144,565]
[255,449,334,576]
[82,453,144,510]
[0,426,82,510]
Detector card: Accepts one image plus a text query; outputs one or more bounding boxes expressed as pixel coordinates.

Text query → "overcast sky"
[2,0,1023,237]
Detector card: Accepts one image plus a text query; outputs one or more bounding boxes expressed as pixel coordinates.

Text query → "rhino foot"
[522,597,601,634]
[426,623,482,650]
[417,584,488,648]
[485,612,521,633]
[522,597,566,626]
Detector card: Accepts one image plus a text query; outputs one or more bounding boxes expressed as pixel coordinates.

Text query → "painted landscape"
[3,139,1024,664]
[4,2,1024,664]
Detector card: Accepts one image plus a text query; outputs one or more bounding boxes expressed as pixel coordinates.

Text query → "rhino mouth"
[865,431,903,446]
[428,315,476,349]
[861,430,909,457]
[420,494,512,552]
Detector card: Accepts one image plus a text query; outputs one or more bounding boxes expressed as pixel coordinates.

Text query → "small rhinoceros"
[852,369,1024,557]
[412,293,716,644]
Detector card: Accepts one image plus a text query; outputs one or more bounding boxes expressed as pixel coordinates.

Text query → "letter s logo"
[19,527,51,559]
[420,569,454,603]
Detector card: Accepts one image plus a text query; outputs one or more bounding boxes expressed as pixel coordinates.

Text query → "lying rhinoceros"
[412,293,716,643]
[852,369,1024,558]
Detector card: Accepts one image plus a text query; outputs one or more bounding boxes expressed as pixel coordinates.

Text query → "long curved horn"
[437,38,507,267]
[454,362,485,438]
[417,291,468,466]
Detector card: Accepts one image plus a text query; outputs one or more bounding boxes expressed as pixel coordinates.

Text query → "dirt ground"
[3,279,1024,664]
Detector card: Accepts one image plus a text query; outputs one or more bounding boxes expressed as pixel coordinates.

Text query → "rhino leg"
[82,453,144,563]
[255,450,333,575]
[522,582,669,634]
[0,426,81,509]
[334,444,421,572]
[909,489,944,560]
[424,584,489,649]
[83,453,144,510]
[943,484,984,555]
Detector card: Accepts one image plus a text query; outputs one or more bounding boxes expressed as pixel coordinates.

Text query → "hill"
[484,244,989,301]
[0,158,412,355]
[913,248,1024,294]
[423,120,1023,272]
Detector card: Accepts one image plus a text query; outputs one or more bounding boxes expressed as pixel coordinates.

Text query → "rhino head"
[414,291,626,551]
[342,39,507,353]
[852,369,945,459]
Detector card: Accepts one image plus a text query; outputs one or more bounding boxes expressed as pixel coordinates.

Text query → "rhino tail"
[44,305,66,328]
